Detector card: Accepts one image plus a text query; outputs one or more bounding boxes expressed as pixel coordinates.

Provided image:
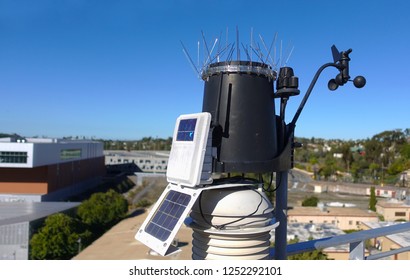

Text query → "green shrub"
[302,196,319,207]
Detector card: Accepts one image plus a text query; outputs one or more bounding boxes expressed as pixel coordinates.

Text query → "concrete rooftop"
[73,207,192,260]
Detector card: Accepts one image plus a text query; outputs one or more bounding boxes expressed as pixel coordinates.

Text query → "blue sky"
[1,0,409,140]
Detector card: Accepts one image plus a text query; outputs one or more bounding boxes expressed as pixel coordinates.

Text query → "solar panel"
[135,184,202,256]
[176,118,197,141]
[145,190,191,241]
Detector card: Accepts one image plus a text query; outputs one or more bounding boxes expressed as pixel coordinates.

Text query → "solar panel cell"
[145,190,191,242]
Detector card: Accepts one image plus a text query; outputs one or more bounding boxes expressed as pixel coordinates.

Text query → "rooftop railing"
[270,222,410,260]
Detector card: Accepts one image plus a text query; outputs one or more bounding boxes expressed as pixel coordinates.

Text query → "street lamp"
[77,237,82,254]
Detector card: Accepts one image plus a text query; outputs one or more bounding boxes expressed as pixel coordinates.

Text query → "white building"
[104,150,169,173]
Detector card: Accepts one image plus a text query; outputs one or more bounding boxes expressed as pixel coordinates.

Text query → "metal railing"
[270,222,410,260]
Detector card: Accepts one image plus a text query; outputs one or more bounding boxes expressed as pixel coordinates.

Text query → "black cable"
[271,172,281,192]
[262,172,281,193]
[198,191,214,228]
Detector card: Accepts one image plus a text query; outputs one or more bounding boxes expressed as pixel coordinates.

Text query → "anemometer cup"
[353,76,366,88]
[328,75,366,91]
[328,79,339,91]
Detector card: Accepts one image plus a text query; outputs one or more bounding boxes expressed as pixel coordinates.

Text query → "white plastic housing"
[166,112,211,187]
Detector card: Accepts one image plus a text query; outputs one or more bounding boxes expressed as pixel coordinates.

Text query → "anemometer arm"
[287,45,366,135]
[288,62,338,132]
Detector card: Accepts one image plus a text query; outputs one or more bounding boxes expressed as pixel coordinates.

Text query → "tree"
[369,162,380,179]
[319,154,338,180]
[302,196,319,207]
[77,189,128,230]
[369,186,377,212]
[401,143,410,159]
[387,157,408,176]
[364,139,383,165]
[30,213,89,260]
[349,152,369,182]
[340,142,354,171]
[366,130,407,169]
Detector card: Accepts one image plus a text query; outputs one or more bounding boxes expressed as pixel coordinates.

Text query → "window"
[349,221,353,225]
[395,212,406,217]
[0,151,28,163]
[60,149,82,160]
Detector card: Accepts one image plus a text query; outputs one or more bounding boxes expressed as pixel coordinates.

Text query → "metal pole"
[274,170,288,260]
[77,237,82,254]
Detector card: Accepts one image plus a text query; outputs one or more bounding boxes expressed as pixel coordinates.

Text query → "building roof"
[0,137,101,144]
[315,181,401,192]
[104,150,170,159]
[0,202,80,226]
[0,137,103,168]
[362,221,410,247]
[288,206,379,218]
[286,222,348,252]
[377,199,410,209]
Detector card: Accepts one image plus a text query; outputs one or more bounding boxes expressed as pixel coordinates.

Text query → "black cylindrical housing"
[201,61,278,173]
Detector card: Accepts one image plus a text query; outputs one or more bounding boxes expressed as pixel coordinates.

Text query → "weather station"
[135,29,366,260]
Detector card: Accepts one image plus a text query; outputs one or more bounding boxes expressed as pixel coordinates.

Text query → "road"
[287,169,370,210]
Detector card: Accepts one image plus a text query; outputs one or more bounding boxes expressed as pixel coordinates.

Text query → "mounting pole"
[274,170,289,260]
